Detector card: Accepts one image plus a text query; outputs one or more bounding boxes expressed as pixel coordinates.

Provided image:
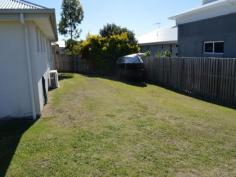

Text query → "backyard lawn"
[1,73,236,177]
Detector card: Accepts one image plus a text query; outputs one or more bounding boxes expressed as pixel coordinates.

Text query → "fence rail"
[144,57,236,107]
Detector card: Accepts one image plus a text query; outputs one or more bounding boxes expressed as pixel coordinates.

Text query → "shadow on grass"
[77,73,235,108]
[0,119,36,177]
[58,73,74,81]
[150,82,236,109]
[121,80,147,87]
[79,73,148,88]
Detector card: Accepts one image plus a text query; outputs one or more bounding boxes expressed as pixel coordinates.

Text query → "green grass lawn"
[1,73,236,177]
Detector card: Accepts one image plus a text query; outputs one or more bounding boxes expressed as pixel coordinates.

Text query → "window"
[204,42,213,53]
[36,29,40,52]
[170,44,172,53]
[214,42,224,53]
[40,33,43,52]
[204,41,224,54]
[42,37,46,52]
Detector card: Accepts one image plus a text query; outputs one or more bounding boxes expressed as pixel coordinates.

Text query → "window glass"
[214,42,224,53]
[40,32,43,52]
[170,44,172,53]
[36,29,40,52]
[204,42,213,53]
[42,37,45,52]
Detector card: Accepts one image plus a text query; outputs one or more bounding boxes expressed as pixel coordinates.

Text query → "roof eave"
[139,40,178,46]
[168,0,231,22]
[0,9,58,41]
[49,10,58,41]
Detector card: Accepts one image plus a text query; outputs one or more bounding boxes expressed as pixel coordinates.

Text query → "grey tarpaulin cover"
[117,53,145,64]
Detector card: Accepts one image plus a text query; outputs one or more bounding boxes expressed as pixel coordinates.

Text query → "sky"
[29,0,201,42]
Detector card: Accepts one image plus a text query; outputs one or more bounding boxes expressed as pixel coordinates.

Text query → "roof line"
[139,40,178,46]
[0,9,55,14]
[169,0,230,20]
[17,0,47,9]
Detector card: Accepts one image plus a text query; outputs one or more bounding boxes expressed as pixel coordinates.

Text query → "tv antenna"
[154,22,161,29]
[154,22,161,37]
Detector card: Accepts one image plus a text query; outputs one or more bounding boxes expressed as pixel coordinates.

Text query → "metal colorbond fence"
[144,57,236,107]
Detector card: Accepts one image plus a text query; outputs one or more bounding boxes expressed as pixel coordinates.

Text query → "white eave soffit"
[0,11,57,41]
[169,0,236,25]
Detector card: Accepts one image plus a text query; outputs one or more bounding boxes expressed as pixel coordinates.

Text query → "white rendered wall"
[0,21,53,119]
[27,23,52,116]
[0,22,32,118]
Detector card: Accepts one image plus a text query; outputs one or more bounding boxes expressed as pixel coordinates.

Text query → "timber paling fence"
[55,55,91,73]
[55,55,236,107]
[144,57,236,107]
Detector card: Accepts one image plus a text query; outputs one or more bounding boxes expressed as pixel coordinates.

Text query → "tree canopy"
[78,32,139,74]
[99,23,137,45]
[64,23,139,73]
[59,0,84,40]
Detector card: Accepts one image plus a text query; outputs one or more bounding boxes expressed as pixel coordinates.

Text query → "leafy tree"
[99,23,137,45]
[156,50,172,58]
[78,33,139,74]
[64,39,81,56]
[59,0,84,40]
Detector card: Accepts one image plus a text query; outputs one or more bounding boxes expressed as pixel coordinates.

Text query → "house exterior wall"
[27,22,52,116]
[0,21,53,119]
[0,21,32,118]
[178,13,236,57]
[140,43,178,57]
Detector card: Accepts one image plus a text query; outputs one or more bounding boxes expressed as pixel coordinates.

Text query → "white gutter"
[139,40,178,46]
[169,0,236,22]
[0,9,58,41]
[169,0,227,20]
[20,13,37,120]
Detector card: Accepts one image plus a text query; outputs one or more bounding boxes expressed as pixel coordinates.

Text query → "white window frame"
[36,28,40,52]
[40,32,43,52]
[42,35,46,52]
[204,41,224,54]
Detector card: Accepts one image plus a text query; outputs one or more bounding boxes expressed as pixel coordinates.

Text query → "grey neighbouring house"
[0,0,58,119]
[138,27,178,57]
[170,0,236,58]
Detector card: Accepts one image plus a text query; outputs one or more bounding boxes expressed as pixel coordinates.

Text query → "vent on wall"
[202,0,218,5]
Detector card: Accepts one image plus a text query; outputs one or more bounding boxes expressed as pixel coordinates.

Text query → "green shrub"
[64,39,81,56]
[100,23,137,45]
[156,50,172,58]
[78,32,139,74]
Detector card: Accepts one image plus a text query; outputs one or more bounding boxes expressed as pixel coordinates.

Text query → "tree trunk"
[70,26,73,40]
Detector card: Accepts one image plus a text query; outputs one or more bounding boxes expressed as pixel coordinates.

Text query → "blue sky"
[30,0,201,41]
